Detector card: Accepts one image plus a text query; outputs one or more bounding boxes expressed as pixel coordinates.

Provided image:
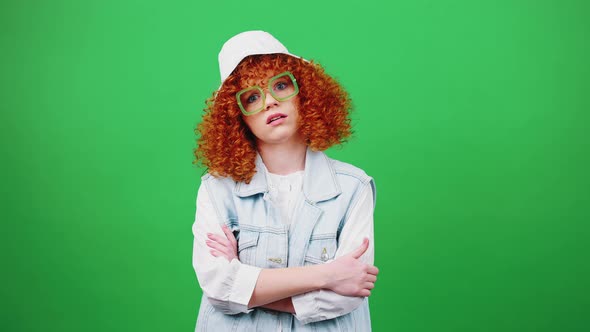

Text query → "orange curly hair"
[193,54,352,183]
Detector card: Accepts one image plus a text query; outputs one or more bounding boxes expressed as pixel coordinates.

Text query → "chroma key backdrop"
[1,0,588,331]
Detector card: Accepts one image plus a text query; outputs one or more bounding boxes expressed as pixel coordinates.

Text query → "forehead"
[239,69,282,88]
[240,70,274,86]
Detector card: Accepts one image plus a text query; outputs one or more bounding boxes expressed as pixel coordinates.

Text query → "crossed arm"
[207,226,376,310]
[192,183,378,323]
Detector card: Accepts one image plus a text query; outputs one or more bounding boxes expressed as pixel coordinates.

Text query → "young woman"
[192,31,378,331]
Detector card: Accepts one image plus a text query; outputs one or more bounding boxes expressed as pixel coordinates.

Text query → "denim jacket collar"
[233,147,341,203]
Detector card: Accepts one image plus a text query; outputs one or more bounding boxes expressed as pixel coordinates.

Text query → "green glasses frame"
[236,71,300,116]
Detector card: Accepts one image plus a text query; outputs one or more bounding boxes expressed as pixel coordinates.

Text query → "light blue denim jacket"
[195,148,376,331]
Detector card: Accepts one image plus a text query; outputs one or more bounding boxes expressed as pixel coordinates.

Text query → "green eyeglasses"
[236,71,299,116]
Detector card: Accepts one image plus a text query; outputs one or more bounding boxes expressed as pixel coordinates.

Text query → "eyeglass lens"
[238,73,297,114]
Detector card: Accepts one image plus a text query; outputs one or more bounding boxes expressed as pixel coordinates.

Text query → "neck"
[257,136,307,175]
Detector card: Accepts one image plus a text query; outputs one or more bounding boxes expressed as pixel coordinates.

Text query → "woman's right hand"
[206,224,239,262]
[323,238,378,297]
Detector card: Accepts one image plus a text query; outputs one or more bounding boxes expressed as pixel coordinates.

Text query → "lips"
[266,113,287,124]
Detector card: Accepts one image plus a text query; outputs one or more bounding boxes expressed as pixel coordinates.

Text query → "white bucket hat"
[218,31,302,84]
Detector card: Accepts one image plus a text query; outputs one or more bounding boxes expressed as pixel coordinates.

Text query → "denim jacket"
[195,148,376,331]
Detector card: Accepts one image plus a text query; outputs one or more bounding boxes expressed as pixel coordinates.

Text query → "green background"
[2,0,589,331]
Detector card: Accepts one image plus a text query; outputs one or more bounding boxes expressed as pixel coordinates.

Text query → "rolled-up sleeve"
[192,183,262,314]
[292,182,375,324]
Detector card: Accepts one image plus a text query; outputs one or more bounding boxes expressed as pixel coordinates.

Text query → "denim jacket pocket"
[237,230,259,265]
[238,225,289,269]
[304,233,337,265]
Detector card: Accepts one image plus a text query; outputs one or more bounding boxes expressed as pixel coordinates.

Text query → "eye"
[246,93,260,104]
[274,81,289,91]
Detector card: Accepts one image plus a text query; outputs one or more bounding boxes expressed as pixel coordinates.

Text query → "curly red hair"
[194,54,352,183]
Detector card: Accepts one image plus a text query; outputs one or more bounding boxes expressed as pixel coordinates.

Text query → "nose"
[264,91,279,111]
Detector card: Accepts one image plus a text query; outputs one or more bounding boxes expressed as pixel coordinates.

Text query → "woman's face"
[240,72,303,146]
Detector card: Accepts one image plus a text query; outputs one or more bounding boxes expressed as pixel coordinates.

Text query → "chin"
[263,136,294,145]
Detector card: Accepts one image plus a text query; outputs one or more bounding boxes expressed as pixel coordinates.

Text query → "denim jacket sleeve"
[292,183,375,324]
[192,183,262,314]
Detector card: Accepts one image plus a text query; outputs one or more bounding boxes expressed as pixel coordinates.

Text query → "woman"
[192,31,378,331]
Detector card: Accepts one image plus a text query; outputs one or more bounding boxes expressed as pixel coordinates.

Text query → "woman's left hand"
[206,224,238,262]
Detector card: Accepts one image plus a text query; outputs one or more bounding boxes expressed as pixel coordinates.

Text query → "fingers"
[206,239,233,257]
[356,282,375,297]
[206,225,238,261]
[210,250,228,260]
[205,240,237,261]
[351,237,369,259]
[207,233,230,246]
[210,249,232,260]
[366,265,379,276]
[221,224,237,247]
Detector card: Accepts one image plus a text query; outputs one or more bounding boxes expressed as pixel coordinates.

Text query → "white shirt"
[192,171,375,324]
